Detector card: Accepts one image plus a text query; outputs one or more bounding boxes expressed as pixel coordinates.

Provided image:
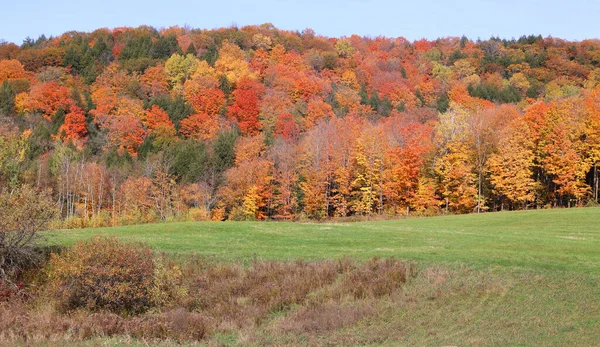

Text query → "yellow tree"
[329,117,362,217]
[583,87,600,201]
[435,141,478,213]
[215,41,254,85]
[164,53,199,92]
[219,134,273,220]
[351,125,385,216]
[542,122,590,205]
[298,122,332,219]
[488,119,537,209]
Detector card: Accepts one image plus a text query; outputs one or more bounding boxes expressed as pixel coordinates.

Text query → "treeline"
[1,24,600,226]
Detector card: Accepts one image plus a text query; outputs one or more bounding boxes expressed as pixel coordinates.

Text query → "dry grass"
[0,256,423,344]
[0,256,515,346]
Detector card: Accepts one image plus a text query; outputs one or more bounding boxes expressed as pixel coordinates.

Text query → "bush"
[188,207,210,221]
[48,237,155,315]
[0,185,56,283]
[150,255,188,308]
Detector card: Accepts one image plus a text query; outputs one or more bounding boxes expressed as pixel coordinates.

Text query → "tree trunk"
[594,164,598,202]
[477,171,482,213]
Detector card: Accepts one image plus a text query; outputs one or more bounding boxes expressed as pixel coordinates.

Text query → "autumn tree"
[226,76,264,135]
[268,138,299,219]
[0,59,29,84]
[435,142,478,213]
[0,125,31,194]
[220,134,273,220]
[22,81,75,120]
[215,41,254,84]
[57,106,88,143]
[164,53,199,89]
[488,119,537,209]
[140,64,169,98]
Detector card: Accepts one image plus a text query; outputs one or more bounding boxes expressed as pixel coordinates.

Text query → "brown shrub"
[1,255,418,344]
[0,302,210,343]
[47,237,155,314]
[182,259,341,328]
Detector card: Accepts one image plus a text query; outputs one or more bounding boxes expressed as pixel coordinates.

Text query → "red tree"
[227,77,265,135]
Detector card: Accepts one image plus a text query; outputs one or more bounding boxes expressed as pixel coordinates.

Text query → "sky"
[1,0,599,44]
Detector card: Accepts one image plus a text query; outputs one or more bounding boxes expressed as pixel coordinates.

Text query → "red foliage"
[227,77,265,135]
[275,113,299,141]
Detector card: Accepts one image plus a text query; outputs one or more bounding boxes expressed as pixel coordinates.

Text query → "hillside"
[2,25,600,227]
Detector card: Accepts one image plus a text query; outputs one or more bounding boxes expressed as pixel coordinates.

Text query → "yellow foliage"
[215,41,255,84]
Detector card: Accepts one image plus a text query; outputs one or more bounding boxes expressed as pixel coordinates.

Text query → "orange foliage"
[179,113,220,140]
[23,81,75,119]
[0,59,29,84]
[183,75,226,116]
[305,99,335,129]
[57,106,88,141]
[140,64,169,97]
[275,113,299,141]
[144,105,174,132]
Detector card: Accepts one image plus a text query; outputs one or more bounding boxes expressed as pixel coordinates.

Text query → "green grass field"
[49,207,600,273]
[45,208,600,346]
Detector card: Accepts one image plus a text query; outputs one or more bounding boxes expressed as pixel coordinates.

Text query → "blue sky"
[1,0,599,44]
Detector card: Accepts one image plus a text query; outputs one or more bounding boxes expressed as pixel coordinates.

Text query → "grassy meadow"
[49,207,600,273]
[29,207,600,346]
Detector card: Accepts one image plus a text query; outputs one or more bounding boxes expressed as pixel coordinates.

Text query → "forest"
[1,24,600,227]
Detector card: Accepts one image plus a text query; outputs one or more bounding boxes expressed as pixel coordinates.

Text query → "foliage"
[0,185,55,282]
[48,237,154,314]
[5,24,600,225]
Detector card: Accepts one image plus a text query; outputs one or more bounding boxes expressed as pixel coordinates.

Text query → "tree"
[305,99,334,129]
[382,121,432,215]
[144,104,175,133]
[0,60,28,84]
[542,123,589,205]
[467,108,498,213]
[57,106,88,143]
[164,53,199,88]
[275,113,299,141]
[143,104,176,145]
[22,81,75,120]
[0,126,30,194]
[268,138,299,219]
[215,41,254,84]
[220,134,272,220]
[183,75,226,116]
[351,125,385,215]
[179,112,220,140]
[0,185,56,283]
[435,142,478,213]
[488,119,537,209]
[226,76,264,135]
[140,64,169,98]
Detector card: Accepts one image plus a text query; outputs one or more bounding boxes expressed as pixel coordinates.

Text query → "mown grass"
[32,207,600,346]
[48,207,600,273]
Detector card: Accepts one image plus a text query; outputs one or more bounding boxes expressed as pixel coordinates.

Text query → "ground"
[41,207,600,346]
